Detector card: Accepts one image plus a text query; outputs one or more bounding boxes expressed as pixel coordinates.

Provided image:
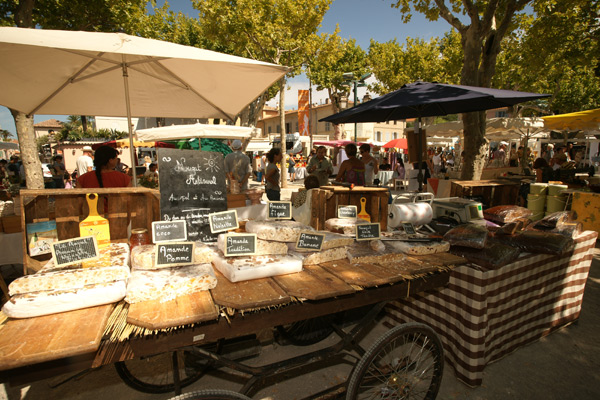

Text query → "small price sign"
[155,242,195,267]
[208,210,239,233]
[295,231,325,251]
[51,236,99,267]
[223,233,257,257]
[267,201,292,220]
[402,222,416,235]
[337,205,357,219]
[355,223,381,241]
[152,220,188,243]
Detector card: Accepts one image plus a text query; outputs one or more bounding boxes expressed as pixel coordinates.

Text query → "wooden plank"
[325,189,337,221]
[107,194,129,241]
[0,304,113,371]
[273,264,355,300]
[54,195,81,240]
[369,192,380,225]
[210,269,291,310]
[379,192,389,231]
[127,291,218,330]
[318,190,327,230]
[412,252,466,267]
[320,259,402,287]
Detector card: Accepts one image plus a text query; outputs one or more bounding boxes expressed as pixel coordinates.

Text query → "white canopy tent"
[422,117,548,140]
[135,123,260,141]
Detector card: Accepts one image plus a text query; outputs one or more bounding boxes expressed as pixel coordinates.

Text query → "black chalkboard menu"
[295,231,325,251]
[223,233,257,256]
[355,223,381,241]
[337,205,357,219]
[152,220,188,243]
[209,210,239,233]
[51,236,99,267]
[402,222,417,235]
[158,148,227,242]
[267,201,292,219]
[155,242,195,267]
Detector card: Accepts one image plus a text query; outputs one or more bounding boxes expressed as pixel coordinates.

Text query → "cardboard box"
[2,215,22,233]
[227,194,247,209]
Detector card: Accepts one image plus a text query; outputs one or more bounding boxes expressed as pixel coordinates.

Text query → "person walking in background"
[265,147,282,201]
[336,143,365,186]
[78,146,131,188]
[307,145,333,186]
[392,157,405,179]
[224,139,251,192]
[533,157,554,183]
[359,143,379,185]
[288,154,296,182]
[51,154,66,188]
[76,146,94,177]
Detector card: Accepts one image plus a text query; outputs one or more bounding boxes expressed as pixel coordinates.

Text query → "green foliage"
[0,129,13,141]
[367,30,462,94]
[306,29,369,112]
[36,135,50,153]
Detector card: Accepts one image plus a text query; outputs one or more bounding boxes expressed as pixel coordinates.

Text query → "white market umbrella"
[136,123,259,141]
[423,117,547,139]
[0,27,287,185]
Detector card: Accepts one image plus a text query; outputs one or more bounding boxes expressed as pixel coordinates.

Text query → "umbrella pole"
[416,117,423,192]
[122,61,137,187]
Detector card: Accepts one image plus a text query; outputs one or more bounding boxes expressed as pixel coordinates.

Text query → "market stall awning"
[91,139,176,150]
[542,108,600,131]
[246,139,272,153]
[382,138,408,149]
[136,123,259,141]
[0,142,19,150]
[313,140,368,148]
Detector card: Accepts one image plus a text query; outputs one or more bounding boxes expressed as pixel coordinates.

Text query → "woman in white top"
[359,143,379,185]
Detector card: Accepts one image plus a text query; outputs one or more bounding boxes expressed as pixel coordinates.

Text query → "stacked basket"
[546,184,568,216]
[527,183,568,220]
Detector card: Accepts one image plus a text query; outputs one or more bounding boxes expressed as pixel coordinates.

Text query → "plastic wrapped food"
[524,211,577,231]
[211,253,303,282]
[495,231,575,255]
[347,241,406,264]
[443,223,488,249]
[289,247,348,266]
[370,239,385,252]
[220,233,288,255]
[245,220,314,242]
[387,240,450,256]
[483,205,533,224]
[450,241,521,270]
[324,218,368,236]
[550,222,582,238]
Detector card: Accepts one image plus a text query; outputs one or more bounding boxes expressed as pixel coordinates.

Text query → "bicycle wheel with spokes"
[115,350,206,394]
[168,389,252,400]
[346,323,444,400]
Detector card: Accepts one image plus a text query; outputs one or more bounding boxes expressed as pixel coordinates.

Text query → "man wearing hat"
[76,146,94,177]
[224,139,251,191]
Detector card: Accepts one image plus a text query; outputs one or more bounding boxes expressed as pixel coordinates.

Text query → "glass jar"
[129,228,150,250]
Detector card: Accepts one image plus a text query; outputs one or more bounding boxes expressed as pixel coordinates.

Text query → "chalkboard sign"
[402,222,416,235]
[155,242,195,267]
[223,233,257,257]
[267,201,292,220]
[295,231,325,251]
[152,220,188,243]
[51,236,99,267]
[355,223,381,241]
[337,205,357,219]
[209,210,239,233]
[158,148,227,242]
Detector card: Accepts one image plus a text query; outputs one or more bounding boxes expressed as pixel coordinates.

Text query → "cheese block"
[245,220,314,242]
[347,241,406,264]
[325,218,368,236]
[212,253,303,282]
[287,231,354,253]
[125,263,217,304]
[386,240,450,255]
[9,264,130,296]
[218,233,288,255]
[2,280,126,319]
[41,242,130,272]
[289,246,348,265]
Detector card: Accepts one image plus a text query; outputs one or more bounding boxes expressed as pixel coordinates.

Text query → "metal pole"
[416,117,423,192]
[309,76,313,153]
[122,57,137,187]
[353,80,358,143]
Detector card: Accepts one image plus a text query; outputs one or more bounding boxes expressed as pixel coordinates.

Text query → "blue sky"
[0,0,452,137]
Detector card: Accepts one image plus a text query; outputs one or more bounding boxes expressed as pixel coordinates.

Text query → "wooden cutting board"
[210,270,291,310]
[273,264,356,300]
[127,291,218,330]
[0,304,113,371]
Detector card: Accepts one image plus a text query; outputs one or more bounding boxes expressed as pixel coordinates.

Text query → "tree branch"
[434,0,466,33]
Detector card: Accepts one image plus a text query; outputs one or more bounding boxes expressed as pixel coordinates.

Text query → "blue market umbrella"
[321,81,550,189]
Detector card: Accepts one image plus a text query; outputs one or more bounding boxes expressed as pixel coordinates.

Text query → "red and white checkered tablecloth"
[384,230,598,387]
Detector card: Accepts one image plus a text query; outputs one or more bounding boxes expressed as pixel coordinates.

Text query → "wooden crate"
[310,186,389,231]
[227,193,247,209]
[449,179,520,208]
[19,188,160,274]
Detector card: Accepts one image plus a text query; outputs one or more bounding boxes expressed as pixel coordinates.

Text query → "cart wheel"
[168,390,251,400]
[346,323,444,400]
[115,350,206,394]
[277,314,336,346]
